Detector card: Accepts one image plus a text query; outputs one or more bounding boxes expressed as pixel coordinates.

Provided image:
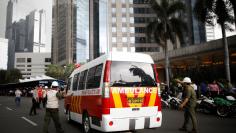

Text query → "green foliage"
[194,0,235,30]
[147,0,187,47]
[45,64,64,80]
[45,64,76,81]
[0,69,22,84]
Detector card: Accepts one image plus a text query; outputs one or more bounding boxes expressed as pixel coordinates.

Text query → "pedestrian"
[37,85,44,108]
[43,81,65,133]
[29,88,38,116]
[208,80,220,97]
[42,86,48,108]
[177,77,198,133]
[15,88,22,106]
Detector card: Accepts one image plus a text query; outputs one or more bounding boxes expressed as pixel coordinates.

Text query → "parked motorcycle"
[196,95,216,114]
[214,96,236,117]
[161,91,182,109]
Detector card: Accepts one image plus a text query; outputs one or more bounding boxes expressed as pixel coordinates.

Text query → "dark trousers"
[29,98,37,115]
[43,108,64,133]
[182,107,197,131]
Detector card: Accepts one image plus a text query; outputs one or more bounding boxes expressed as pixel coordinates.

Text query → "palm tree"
[194,0,235,82]
[146,0,187,87]
[229,0,236,28]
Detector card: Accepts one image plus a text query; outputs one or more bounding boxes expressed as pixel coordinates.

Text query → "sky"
[0,0,52,52]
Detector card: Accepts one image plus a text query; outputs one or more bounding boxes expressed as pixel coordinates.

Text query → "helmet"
[51,81,59,87]
[44,86,48,89]
[182,77,191,83]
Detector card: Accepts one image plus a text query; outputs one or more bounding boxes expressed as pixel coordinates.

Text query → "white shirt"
[46,89,59,109]
[15,90,22,97]
[191,84,198,91]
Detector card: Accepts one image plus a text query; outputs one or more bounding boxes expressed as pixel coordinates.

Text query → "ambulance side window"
[66,78,72,93]
[72,73,80,91]
[78,70,88,90]
[94,64,103,88]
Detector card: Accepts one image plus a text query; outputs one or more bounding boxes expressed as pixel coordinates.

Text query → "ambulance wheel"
[83,113,91,133]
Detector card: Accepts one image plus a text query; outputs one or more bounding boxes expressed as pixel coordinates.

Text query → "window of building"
[16,58,25,63]
[112,27,116,32]
[27,58,31,63]
[122,8,126,13]
[112,8,116,13]
[112,37,117,43]
[122,27,127,32]
[122,37,127,42]
[45,58,51,63]
[122,17,126,23]
[130,27,135,33]
[16,65,25,67]
[27,65,31,67]
[130,37,135,43]
[27,69,31,71]
[129,8,133,14]
[130,17,134,23]
[121,0,126,3]
[112,0,116,3]
[112,17,116,23]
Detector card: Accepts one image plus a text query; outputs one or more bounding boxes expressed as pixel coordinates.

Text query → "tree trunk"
[164,41,170,88]
[221,24,231,82]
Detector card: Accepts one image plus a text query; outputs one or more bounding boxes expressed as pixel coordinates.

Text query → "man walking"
[29,87,38,116]
[43,81,65,133]
[15,88,22,106]
[177,77,198,133]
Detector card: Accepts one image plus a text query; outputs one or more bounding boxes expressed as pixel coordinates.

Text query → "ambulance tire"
[83,113,91,133]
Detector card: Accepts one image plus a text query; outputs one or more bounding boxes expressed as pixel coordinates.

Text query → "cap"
[182,77,191,83]
[51,81,59,87]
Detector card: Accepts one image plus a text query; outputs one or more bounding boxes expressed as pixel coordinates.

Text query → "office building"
[15,52,51,78]
[52,0,76,66]
[0,38,8,70]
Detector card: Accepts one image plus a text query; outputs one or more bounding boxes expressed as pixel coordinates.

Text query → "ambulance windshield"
[110,61,156,87]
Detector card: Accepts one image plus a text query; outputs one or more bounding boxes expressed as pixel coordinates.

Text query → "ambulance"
[64,52,162,133]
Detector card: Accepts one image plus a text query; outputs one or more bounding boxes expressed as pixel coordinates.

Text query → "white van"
[65,52,162,133]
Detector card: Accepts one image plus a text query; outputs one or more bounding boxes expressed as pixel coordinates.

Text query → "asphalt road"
[0,96,235,133]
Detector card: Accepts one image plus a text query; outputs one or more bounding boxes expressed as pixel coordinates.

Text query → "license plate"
[127,97,143,104]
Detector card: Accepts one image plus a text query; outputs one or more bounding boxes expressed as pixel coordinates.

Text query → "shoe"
[179,127,187,131]
[188,130,198,133]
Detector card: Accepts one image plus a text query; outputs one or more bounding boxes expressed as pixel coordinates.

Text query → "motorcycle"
[196,95,216,114]
[161,91,182,109]
[214,96,236,117]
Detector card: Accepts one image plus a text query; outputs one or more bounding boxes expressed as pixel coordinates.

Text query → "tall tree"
[147,0,187,87]
[194,0,235,82]
[45,64,64,80]
[229,0,236,28]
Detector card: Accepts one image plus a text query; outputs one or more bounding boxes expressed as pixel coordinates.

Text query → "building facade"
[52,0,76,66]
[25,10,47,52]
[5,0,15,69]
[0,38,8,70]
[14,52,51,78]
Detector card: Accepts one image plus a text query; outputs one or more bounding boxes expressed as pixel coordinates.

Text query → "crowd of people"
[8,81,66,133]
[168,79,236,99]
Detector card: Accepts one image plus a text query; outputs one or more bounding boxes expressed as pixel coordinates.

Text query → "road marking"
[6,107,13,111]
[21,117,38,126]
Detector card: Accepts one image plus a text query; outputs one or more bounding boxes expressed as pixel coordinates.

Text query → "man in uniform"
[177,77,198,133]
[43,81,65,133]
